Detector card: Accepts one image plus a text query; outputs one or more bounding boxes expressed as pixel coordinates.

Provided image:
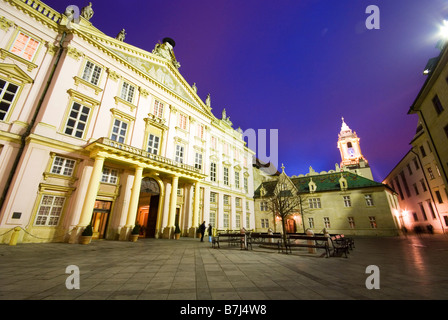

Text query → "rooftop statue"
[116,29,126,42]
[81,2,94,21]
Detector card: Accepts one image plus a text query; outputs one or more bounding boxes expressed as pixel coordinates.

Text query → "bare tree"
[262,174,303,245]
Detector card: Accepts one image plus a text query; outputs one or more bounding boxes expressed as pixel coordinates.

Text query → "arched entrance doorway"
[136,177,160,238]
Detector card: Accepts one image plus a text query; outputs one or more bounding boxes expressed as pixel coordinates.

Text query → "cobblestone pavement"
[0,234,447,302]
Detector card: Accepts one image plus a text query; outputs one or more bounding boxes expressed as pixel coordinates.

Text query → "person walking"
[199,221,206,242]
[208,223,213,242]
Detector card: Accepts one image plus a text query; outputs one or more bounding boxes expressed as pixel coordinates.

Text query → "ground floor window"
[324,217,331,228]
[308,217,314,228]
[34,195,66,226]
[369,216,377,228]
[223,212,229,228]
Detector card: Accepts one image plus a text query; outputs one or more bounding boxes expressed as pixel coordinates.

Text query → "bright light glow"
[440,20,448,39]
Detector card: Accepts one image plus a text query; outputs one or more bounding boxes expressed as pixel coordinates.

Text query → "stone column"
[78,155,105,227]
[163,175,178,238]
[122,166,143,239]
[70,155,104,243]
[189,181,201,237]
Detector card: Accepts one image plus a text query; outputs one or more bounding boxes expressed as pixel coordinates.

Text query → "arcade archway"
[136,177,161,238]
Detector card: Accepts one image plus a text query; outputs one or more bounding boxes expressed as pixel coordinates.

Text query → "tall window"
[110,119,127,143]
[260,201,268,211]
[120,81,135,103]
[234,170,240,189]
[81,60,102,86]
[427,199,437,219]
[420,179,428,192]
[64,102,90,138]
[244,177,248,193]
[51,156,76,176]
[147,134,160,155]
[261,218,269,228]
[34,195,65,226]
[223,213,229,228]
[101,167,118,184]
[369,216,377,228]
[0,79,19,121]
[178,113,187,130]
[420,145,427,158]
[432,95,444,115]
[210,162,217,182]
[175,145,184,163]
[418,202,428,221]
[413,158,420,170]
[211,136,217,149]
[308,217,314,228]
[435,190,444,204]
[309,198,321,209]
[209,211,216,228]
[223,167,229,186]
[223,195,230,205]
[197,124,204,139]
[365,194,374,206]
[235,197,241,207]
[195,152,203,170]
[427,167,435,180]
[11,32,39,61]
[210,192,217,203]
[324,217,331,228]
[348,217,355,229]
[413,183,419,195]
[153,100,164,118]
[343,196,351,207]
[235,213,241,229]
[400,171,411,197]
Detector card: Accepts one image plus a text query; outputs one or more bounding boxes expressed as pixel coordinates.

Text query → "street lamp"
[440,20,448,39]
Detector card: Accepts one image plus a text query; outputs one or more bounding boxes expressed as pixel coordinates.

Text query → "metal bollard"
[9,227,21,246]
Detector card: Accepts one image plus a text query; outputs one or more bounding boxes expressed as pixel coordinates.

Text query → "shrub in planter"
[80,225,93,244]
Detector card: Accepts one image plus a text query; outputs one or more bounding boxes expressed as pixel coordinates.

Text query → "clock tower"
[337,117,373,180]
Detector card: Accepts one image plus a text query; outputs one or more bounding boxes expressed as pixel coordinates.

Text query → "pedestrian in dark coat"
[208,223,213,242]
[199,221,206,242]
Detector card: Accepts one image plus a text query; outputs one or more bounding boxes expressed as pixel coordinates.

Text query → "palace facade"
[0,0,255,244]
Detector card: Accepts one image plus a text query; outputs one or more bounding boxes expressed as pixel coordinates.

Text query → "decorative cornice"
[67,88,100,106]
[73,76,103,95]
[0,49,37,72]
[110,108,135,122]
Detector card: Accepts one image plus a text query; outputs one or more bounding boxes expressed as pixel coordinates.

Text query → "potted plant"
[80,225,93,245]
[129,224,141,242]
[174,224,181,240]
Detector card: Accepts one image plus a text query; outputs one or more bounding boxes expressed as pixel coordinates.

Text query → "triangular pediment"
[0,63,33,84]
[71,23,214,119]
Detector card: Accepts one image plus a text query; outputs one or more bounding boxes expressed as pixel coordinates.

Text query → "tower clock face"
[348,147,355,157]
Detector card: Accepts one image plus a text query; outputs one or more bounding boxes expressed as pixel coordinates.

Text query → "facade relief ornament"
[0,16,15,31]
[152,38,181,69]
[81,2,94,21]
[66,46,84,61]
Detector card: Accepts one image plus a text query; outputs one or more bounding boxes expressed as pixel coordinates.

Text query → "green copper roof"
[254,172,387,198]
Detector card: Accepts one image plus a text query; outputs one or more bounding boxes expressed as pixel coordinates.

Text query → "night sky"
[39,0,448,181]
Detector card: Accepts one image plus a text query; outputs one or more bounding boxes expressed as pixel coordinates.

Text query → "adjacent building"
[384,36,448,234]
[254,119,400,236]
[0,0,255,244]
